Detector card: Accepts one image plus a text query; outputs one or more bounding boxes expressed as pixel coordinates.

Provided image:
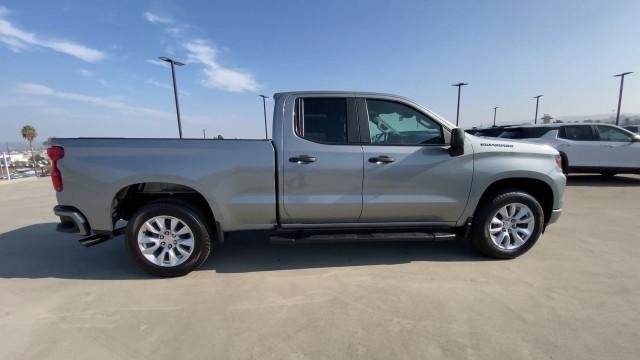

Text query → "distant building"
[541,114,553,124]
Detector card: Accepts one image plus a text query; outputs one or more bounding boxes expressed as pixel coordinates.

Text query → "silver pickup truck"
[49,91,565,276]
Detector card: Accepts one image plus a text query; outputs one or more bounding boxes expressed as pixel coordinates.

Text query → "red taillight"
[47,146,64,192]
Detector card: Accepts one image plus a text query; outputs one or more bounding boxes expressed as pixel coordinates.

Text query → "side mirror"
[449,128,465,156]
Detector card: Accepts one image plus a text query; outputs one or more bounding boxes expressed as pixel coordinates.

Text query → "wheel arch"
[558,151,569,174]
[111,182,218,234]
[474,177,554,225]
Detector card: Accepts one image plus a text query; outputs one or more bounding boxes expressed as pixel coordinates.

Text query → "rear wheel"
[470,190,544,259]
[126,201,212,277]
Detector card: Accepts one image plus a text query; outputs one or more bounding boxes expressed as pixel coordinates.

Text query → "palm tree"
[21,125,38,176]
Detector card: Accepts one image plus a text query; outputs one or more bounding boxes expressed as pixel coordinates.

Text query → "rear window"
[499,127,552,139]
[295,98,348,144]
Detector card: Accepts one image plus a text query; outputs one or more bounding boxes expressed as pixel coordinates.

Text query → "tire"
[126,200,212,277]
[470,190,544,259]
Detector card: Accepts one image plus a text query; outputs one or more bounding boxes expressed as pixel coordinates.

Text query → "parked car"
[465,126,506,137]
[623,125,639,134]
[48,91,565,276]
[495,123,640,176]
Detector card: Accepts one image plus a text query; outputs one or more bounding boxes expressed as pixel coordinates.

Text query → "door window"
[295,98,347,144]
[596,125,633,142]
[559,126,594,141]
[365,99,444,145]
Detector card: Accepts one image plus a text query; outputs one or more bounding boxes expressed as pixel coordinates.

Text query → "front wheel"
[126,201,212,277]
[470,191,544,259]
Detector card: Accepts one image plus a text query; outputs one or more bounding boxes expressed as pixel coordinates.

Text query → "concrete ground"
[0,176,639,360]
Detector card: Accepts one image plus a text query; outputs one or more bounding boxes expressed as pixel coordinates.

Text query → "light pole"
[614,72,633,126]
[202,129,206,139]
[259,95,269,139]
[493,106,499,127]
[533,95,543,124]
[451,82,468,126]
[158,56,185,138]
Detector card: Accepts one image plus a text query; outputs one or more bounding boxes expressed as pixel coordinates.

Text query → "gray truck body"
[51,91,564,238]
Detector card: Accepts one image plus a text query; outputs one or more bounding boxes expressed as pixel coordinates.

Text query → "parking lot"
[1,176,639,360]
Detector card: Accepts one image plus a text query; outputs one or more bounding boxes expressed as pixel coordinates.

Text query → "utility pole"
[202,129,206,139]
[614,72,633,126]
[533,95,543,124]
[158,57,185,138]
[451,83,468,126]
[493,107,499,127]
[259,95,269,139]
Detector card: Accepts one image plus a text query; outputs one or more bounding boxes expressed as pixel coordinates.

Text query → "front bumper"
[54,205,90,236]
[547,208,562,225]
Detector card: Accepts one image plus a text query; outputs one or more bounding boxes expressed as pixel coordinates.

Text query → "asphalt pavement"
[1,176,639,360]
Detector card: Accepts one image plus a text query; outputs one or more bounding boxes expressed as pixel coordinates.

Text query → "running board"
[270,232,456,245]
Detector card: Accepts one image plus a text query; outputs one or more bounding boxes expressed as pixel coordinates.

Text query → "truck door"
[357,98,473,223]
[280,97,364,223]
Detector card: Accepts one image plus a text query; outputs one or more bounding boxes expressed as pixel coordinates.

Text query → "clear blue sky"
[1,0,639,143]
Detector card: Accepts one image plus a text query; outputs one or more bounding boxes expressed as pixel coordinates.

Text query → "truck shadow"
[205,235,487,274]
[566,174,640,187]
[0,223,487,280]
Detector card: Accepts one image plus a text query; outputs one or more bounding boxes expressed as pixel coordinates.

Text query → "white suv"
[497,123,640,176]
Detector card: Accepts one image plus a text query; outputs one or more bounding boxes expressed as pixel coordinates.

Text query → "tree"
[21,125,38,175]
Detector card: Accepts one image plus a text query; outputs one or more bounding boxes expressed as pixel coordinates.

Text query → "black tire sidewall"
[126,202,211,277]
[472,191,544,259]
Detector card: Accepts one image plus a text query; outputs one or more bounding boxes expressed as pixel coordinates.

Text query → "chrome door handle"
[289,155,317,164]
[368,155,395,164]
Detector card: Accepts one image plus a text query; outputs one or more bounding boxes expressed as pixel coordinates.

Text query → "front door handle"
[289,154,317,164]
[368,155,395,164]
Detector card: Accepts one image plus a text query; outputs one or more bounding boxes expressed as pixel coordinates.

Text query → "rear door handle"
[368,155,395,164]
[289,154,317,164]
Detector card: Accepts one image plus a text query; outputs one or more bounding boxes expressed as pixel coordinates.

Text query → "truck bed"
[51,138,277,233]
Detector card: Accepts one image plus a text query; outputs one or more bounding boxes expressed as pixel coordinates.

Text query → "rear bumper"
[547,208,562,225]
[54,205,90,236]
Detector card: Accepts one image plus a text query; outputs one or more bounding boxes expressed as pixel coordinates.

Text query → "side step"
[78,234,111,247]
[270,232,456,245]
[78,227,125,248]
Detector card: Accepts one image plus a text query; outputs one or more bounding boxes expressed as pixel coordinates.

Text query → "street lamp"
[533,95,543,124]
[614,72,633,126]
[259,95,269,139]
[451,82,468,126]
[493,106,499,127]
[158,56,185,138]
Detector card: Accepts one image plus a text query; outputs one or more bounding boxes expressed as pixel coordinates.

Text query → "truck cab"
[275,92,472,226]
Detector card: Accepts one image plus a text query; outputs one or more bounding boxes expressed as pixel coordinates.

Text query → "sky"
[1,0,639,144]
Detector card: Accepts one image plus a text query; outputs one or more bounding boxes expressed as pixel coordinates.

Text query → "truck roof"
[273,91,417,103]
